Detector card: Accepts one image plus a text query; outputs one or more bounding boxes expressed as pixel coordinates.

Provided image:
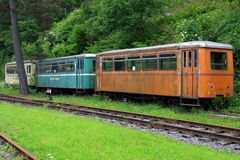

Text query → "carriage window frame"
[92,60,96,72]
[127,56,142,71]
[188,51,192,67]
[142,54,158,71]
[194,50,198,68]
[52,63,58,73]
[39,64,45,74]
[58,62,66,73]
[6,66,17,74]
[65,61,75,72]
[210,52,228,70]
[183,51,187,67]
[79,59,84,70]
[159,53,177,71]
[114,57,126,71]
[102,58,113,72]
[45,64,52,73]
[26,65,31,74]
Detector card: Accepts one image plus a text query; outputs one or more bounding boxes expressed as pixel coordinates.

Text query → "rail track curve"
[0,133,38,160]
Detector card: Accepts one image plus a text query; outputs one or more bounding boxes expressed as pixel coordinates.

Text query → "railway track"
[0,93,240,146]
[211,111,240,119]
[0,133,37,160]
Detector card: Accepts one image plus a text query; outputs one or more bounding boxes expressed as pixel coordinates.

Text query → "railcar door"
[181,50,198,98]
[77,59,84,89]
[96,57,101,91]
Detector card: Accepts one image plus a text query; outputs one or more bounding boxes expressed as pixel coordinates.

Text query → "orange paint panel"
[197,48,234,98]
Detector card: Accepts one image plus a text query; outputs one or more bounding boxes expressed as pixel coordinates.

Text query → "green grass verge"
[0,86,240,129]
[0,102,240,160]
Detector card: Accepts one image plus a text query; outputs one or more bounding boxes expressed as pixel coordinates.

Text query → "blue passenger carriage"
[36,54,96,93]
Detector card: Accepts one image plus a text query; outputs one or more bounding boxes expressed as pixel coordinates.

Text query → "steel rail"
[211,111,240,119]
[0,133,38,160]
[0,93,240,144]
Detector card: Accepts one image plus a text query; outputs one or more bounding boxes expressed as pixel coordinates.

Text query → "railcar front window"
[159,53,177,70]
[114,57,125,71]
[127,56,141,71]
[211,52,227,70]
[142,55,157,71]
[103,58,113,71]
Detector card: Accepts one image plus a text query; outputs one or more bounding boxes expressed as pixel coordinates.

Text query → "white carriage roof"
[40,54,96,61]
[6,60,37,65]
[98,41,233,56]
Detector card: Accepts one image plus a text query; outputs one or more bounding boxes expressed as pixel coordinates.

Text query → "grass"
[0,102,240,160]
[0,85,240,129]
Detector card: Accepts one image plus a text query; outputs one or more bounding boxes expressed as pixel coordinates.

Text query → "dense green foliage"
[0,0,84,78]
[0,0,240,79]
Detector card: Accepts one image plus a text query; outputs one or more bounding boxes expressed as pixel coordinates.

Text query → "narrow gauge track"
[212,112,240,119]
[0,133,37,160]
[211,111,240,119]
[0,94,240,145]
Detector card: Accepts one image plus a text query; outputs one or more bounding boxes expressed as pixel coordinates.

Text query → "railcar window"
[159,53,177,70]
[65,62,75,72]
[93,60,96,72]
[114,57,125,71]
[80,60,84,70]
[29,65,31,74]
[188,51,192,67]
[52,63,58,73]
[45,64,52,73]
[58,62,66,72]
[194,50,198,67]
[127,56,141,71]
[6,66,17,74]
[184,51,187,67]
[26,65,31,74]
[39,64,45,73]
[103,58,113,71]
[142,55,157,71]
[211,52,227,70]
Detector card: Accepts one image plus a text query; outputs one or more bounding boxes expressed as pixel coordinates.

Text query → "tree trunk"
[9,0,28,95]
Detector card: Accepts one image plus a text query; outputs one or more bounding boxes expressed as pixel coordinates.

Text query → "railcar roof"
[39,54,96,62]
[98,41,233,56]
[6,60,37,65]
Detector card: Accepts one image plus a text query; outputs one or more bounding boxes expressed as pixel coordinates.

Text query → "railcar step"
[180,103,201,107]
[180,97,199,99]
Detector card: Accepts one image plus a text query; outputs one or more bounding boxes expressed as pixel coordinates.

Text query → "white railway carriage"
[5,61,37,86]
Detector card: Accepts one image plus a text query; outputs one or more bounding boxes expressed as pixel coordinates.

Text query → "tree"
[41,0,166,56]
[9,0,28,95]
